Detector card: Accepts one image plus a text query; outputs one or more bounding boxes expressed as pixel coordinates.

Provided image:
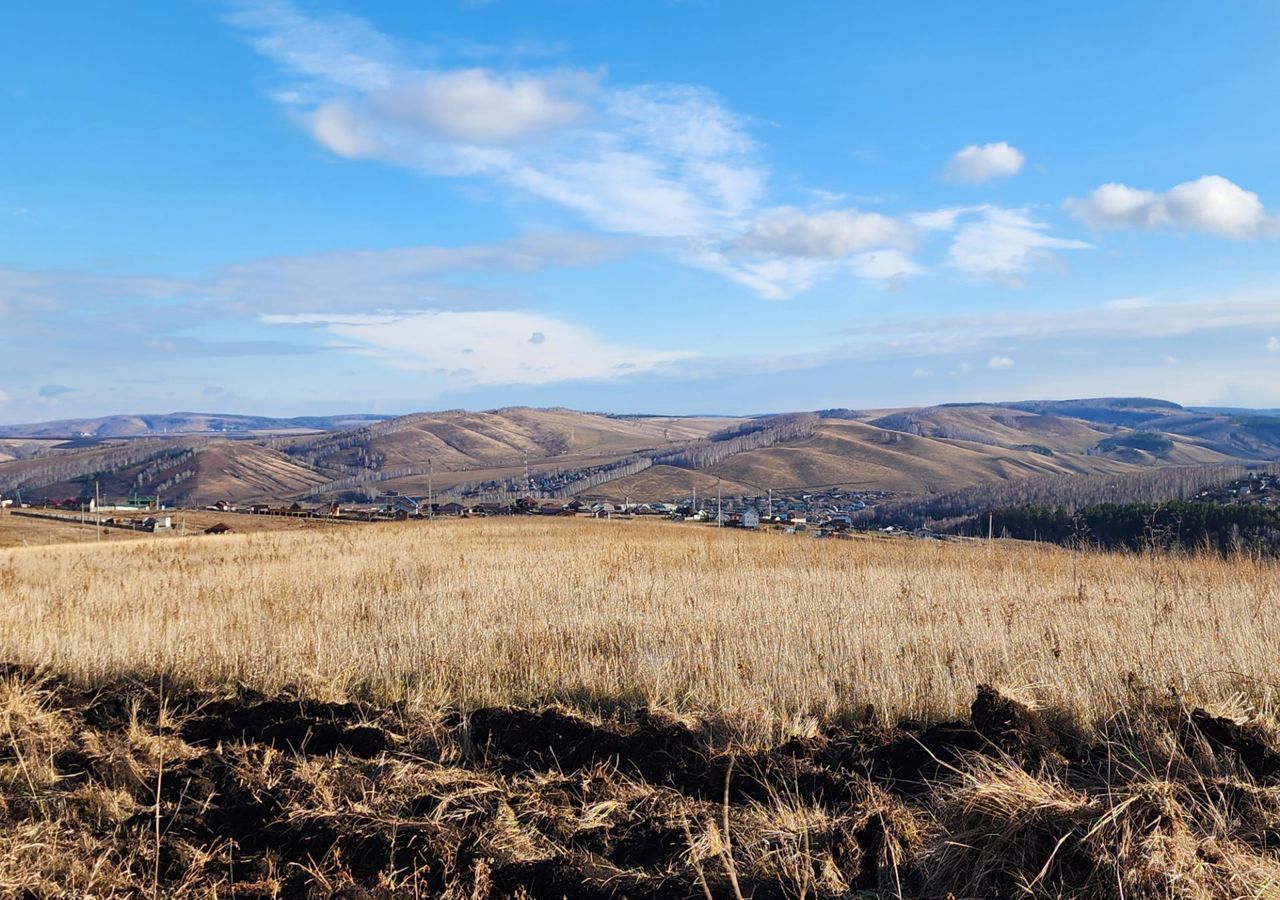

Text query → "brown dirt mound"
[3,669,1280,897]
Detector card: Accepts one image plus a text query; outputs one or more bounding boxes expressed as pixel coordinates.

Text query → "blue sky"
[3,1,1280,421]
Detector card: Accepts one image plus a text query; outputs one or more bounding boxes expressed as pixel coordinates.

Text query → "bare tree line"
[0,441,206,495]
[863,463,1276,530]
[649,413,819,469]
[301,466,432,499]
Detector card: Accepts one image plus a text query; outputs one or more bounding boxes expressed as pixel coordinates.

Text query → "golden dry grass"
[1,517,1278,734]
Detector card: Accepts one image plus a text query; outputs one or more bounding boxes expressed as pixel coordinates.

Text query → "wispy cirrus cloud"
[669,289,1280,387]
[226,0,765,240]
[226,0,401,93]
[0,232,624,320]
[210,232,628,313]
[0,232,640,386]
[947,206,1089,281]
[262,310,687,385]
[850,249,922,284]
[837,292,1280,359]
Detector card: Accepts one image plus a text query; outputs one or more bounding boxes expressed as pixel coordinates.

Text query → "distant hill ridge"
[3,398,1280,506]
[0,412,394,439]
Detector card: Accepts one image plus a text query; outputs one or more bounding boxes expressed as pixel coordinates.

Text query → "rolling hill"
[0,398,1276,506]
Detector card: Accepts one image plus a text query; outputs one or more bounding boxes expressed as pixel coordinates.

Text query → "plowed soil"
[5,667,1280,897]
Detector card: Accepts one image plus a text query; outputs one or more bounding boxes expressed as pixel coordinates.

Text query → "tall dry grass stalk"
[0,518,1277,735]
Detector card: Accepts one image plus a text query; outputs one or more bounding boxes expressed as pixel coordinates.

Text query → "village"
[1194,470,1280,506]
[0,484,902,539]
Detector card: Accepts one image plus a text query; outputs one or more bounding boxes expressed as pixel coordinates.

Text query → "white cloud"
[309,100,385,158]
[944,142,1025,184]
[912,368,934,378]
[691,207,918,298]
[1268,336,1280,352]
[701,202,1084,296]
[376,69,590,143]
[1065,175,1275,238]
[988,356,1015,369]
[262,310,686,385]
[0,389,9,407]
[948,207,1089,280]
[736,207,910,258]
[230,3,765,241]
[224,3,1099,303]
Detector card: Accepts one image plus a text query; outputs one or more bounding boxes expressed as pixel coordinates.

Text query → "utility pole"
[428,458,434,519]
[768,487,773,522]
[95,479,101,541]
[988,513,993,541]
[717,477,722,528]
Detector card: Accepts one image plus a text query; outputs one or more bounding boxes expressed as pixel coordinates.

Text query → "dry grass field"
[2,516,1278,730]
[6,517,1280,897]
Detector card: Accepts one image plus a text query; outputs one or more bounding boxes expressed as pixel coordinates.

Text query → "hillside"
[0,438,331,506]
[996,398,1280,459]
[0,408,741,506]
[284,407,732,473]
[597,403,1236,500]
[0,398,1273,506]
